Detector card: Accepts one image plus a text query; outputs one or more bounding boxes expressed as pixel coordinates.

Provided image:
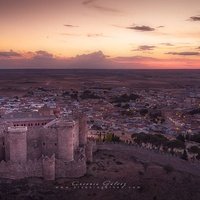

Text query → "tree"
[139,109,148,116]
[196,153,200,160]
[166,140,185,149]
[112,93,140,103]
[188,146,200,154]
[189,134,200,143]
[103,135,106,142]
[181,149,188,160]
[176,134,185,142]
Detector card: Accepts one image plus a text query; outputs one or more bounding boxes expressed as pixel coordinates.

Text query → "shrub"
[188,146,200,154]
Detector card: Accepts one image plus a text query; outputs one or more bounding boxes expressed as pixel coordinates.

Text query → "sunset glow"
[0,0,200,69]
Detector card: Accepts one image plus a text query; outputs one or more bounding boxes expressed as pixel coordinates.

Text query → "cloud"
[113,55,200,68]
[92,5,120,13]
[157,26,165,28]
[0,50,118,69]
[0,50,56,68]
[64,24,79,28]
[87,33,107,38]
[82,0,120,13]
[160,43,174,46]
[82,0,97,5]
[34,50,53,58]
[113,56,162,68]
[61,33,81,37]
[112,24,124,28]
[61,33,107,38]
[189,16,200,21]
[166,51,199,56]
[68,51,117,69]
[0,50,22,58]
[114,56,157,62]
[127,25,155,32]
[1,50,199,69]
[133,45,156,51]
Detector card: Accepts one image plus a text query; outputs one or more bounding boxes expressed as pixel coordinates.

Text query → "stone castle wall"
[27,128,43,160]
[0,159,43,179]
[42,154,55,180]
[40,128,58,158]
[11,119,53,128]
[85,141,93,162]
[0,156,86,180]
[55,159,86,178]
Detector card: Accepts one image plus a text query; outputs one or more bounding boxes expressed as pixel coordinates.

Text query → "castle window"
[55,143,57,146]
[43,142,45,146]
[2,142,4,146]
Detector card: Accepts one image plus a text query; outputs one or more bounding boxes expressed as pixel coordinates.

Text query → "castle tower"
[79,115,88,146]
[57,120,74,162]
[8,126,27,162]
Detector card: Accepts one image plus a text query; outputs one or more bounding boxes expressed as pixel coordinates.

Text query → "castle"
[0,109,94,180]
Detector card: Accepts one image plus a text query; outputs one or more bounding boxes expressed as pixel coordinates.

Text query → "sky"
[0,0,200,69]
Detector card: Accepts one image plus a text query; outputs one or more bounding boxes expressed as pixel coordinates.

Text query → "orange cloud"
[0,50,199,69]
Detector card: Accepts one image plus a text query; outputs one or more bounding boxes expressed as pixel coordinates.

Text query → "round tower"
[8,126,27,163]
[57,120,74,162]
[79,115,88,146]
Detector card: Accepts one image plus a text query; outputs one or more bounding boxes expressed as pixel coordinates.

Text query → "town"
[0,70,199,164]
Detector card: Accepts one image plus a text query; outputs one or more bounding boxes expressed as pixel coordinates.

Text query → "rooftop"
[2,111,55,122]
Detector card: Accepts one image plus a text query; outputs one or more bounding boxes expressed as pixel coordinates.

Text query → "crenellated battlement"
[0,152,87,180]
